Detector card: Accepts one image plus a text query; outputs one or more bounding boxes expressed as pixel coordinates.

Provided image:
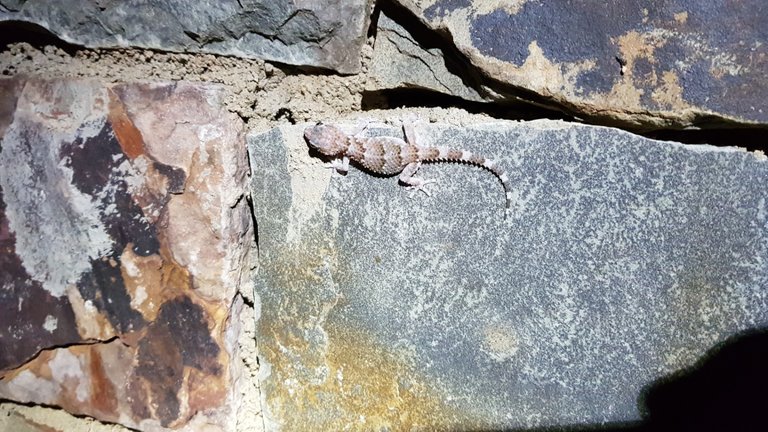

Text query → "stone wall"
[1,1,767,431]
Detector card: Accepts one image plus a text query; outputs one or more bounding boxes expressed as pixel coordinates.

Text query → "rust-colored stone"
[0,77,252,431]
[88,349,118,417]
[107,88,147,160]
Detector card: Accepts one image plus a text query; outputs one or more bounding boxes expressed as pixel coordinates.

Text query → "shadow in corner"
[468,327,768,432]
[637,327,768,432]
[0,20,81,55]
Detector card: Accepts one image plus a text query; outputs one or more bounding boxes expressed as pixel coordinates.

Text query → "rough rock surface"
[368,10,487,102]
[248,121,768,430]
[0,402,127,432]
[0,77,254,431]
[396,1,768,128]
[0,0,372,74]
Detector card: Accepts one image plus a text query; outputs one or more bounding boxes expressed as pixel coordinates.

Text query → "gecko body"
[304,122,512,213]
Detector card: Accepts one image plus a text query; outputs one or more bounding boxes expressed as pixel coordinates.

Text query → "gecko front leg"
[324,155,350,176]
[399,162,437,196]
[400,120,438,195]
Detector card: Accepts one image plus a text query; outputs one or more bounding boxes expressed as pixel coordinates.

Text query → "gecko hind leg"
[399,162,437,196]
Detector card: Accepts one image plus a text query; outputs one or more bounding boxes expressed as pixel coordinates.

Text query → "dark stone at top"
[0,0,372,74]
[404,0,768,127]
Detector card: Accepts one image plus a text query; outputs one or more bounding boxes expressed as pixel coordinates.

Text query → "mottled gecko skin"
[304,123,513,213]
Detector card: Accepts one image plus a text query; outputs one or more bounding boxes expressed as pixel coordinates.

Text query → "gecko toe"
[405,179,437,196]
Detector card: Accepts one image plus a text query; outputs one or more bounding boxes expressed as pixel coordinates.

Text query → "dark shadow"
[0,20,81,55]
[465,328,768,432]
[375,0,487,97]
[246,193,259,255]
[361,87,574,123]
[273,107,296,124]
[645,128,768,154]
[637,328,768,432]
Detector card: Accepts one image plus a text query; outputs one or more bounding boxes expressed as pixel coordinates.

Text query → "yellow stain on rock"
[674,11,689,25]
[603,31,660,111]
[262,323,485,431]
[482,323,520,363]
[258,245,488,431]
[432,6,704,127]
[595,30,692,121]
[652,70,687,110]
[471,0,529,16]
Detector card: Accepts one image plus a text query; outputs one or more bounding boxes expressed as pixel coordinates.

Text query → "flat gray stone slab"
[249,121,768,430]
[396,1,768,127]
[0,0,371,74]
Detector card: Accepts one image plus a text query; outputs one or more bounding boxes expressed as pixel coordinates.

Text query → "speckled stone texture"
[395,1,768,128]
[0,77,254,431]
[248,121,768,430]
[0,0,372,74]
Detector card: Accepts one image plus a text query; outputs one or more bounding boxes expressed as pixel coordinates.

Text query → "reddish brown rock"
[0,77,254,431]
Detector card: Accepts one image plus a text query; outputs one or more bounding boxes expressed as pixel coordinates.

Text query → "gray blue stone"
[397,1,768,128]
[0,0,371,74]
[249,121,768,430]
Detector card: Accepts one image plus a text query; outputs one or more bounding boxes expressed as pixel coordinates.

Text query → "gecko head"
[304,124,349,156]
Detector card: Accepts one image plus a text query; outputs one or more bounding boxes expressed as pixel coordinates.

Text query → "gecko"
[303,121,512,214]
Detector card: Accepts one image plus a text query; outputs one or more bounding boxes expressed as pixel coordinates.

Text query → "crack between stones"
[367,0,573,119]
[1,399,142,432]
[373,0,768,153]
[388,33,453,93]
[1,335,127,378]
[226,290,264,432]
[245,192,259,256]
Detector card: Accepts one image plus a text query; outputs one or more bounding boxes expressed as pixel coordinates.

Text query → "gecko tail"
[419,146,513,212]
